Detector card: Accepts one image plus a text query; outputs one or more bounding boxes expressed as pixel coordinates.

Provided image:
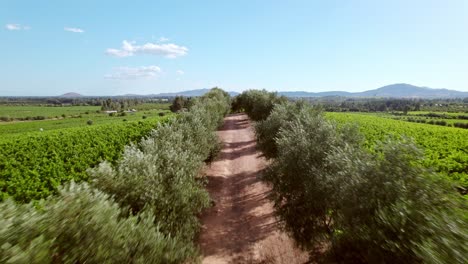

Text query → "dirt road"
[198,114,278,263]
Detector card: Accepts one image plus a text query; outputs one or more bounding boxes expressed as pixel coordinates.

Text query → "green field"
[0,103,171,138]
[0,115,173,202]
[0,103,174,201]
[0,103,170,118]
[327,112,468,188]
[0,105,101,119]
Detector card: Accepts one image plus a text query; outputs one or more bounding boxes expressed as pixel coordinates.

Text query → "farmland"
[0,103,173,201]
[326,112,468,188]
[0,88,232,262]
[0,103,170,138]
[0,116,172,202]
[0,105,100,119]
[234,90,467,263]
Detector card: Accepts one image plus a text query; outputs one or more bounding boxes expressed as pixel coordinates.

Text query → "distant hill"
[58,84,468,99]
[354,83,468,98]
[59,92,83,98]
[278,84,468,98]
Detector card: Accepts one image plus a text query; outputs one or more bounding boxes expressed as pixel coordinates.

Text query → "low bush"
[255,101,311,159]
[0,183,194,263]
[454,122,468,129]
[235,90,468,263]
[89,88,231,256]
[1,88,231,263]
[232,90,287,121]
[263,111,467,263]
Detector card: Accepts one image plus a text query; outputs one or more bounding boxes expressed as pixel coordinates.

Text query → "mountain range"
[60,84,468,98]
[277,84,468,98]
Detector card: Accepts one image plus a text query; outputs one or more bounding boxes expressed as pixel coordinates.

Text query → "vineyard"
[0,116,171,202]
[0,88,231,262]
[0,105,101,119]
[1,89,467,263]
[326,112,468,188]
[234,90,467,263]
[0,103,170,137]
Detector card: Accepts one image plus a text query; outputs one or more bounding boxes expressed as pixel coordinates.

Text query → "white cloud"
[5,23,30,30]
[106,40,188,58]
[176,70,184,75]
[64,27,84,33]
[158,37,169,42]
[104,66,161,80]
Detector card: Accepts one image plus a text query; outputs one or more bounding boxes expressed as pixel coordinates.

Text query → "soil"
[198,113,280,263]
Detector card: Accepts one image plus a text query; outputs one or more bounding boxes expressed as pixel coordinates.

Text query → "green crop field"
[134,102,171,111]
[0,104,171,138]
[0,115,173,202]
[0,103,173,201]
[357,111,468,129]
[0,110,170,138]
[0,105,101,119]
[326,112,468,188]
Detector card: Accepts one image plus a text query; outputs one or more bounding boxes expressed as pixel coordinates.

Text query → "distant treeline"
[0,96,171,107]
[299,97,468,113]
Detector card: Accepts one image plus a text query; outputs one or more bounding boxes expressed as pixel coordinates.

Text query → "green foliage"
[327,138,467,263]
[89,87,231,254]
[169,96,192,112]
[0,105,100,120]
[232,89,287,121]
[0,183,194,263]
[327,112,468,188]
[255,101,311,159]
[0,108,171,138]
[1,88,231,263]
[0,117,170,202]
[249,99,467,263]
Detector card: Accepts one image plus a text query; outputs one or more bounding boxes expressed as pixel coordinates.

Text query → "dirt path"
[198,114,279,263]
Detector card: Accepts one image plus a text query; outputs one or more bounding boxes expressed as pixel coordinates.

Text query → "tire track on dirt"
[198,113,279,264]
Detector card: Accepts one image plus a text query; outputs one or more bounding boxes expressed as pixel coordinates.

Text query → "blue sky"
[1,0,467,96]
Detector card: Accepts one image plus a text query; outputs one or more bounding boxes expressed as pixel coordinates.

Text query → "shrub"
[170,96,191,112]
[259,106,467,263]
[1,88,231,263]
[454,122,468,129]
[89,87,231,254]
[89,125,211,242]
[263,110,363,249]
[327,138,467,263]
[255,101,311,159]
[34,116,46,120]
[435,120,447,126]
[0,183,194,263]
[86,120,93,125]
[233,90,287,121]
